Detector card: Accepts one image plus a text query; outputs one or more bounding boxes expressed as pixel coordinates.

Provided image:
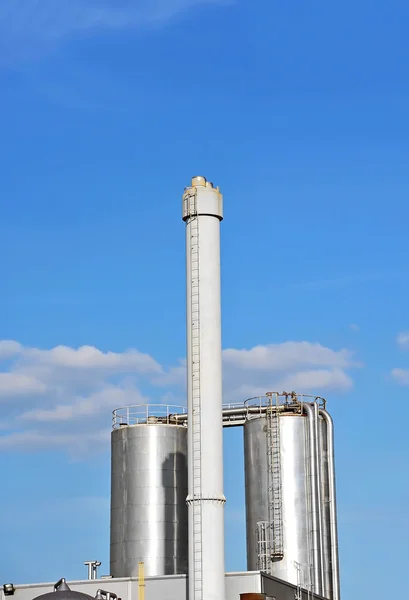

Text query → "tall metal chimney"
[182,176,226,600]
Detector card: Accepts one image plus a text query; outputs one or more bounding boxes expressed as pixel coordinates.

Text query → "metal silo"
[110,405,188,578]
[243,393,340,600]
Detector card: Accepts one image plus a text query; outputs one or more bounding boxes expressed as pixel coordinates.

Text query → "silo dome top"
[191,175,207,187]
[32,591,95,600]
[32,579,96,600]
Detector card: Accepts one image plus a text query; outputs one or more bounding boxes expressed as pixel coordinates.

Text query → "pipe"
[95,591,117,600]
[172,404,302,425]
[303,403,322,596]
[84,561,101,580]
[314,402,325,594]
[318,413,332,598]
[320,410,340,600]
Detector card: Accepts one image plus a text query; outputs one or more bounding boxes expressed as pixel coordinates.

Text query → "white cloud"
[19,385,146,422]
[22,344,162,373]
[0,373,47,397]
[391,368,409,386]
[0,340,160,454]
[276,368,353,392]
[397,331,409,349]
[154,359,186,386]
[221,341,358,402]
[0,340,22,359]
[155,342,359,397]
[391,332,409,385]
[155,341,359,404]
[223,341,356,371]
[0,338,359,455]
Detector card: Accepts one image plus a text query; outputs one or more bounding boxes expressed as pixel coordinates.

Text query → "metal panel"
[110,424,188,578]
[261,572,328,600]
[244,414,313,589]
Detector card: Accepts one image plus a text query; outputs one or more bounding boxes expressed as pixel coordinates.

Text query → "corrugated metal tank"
[110,422,188,577]
[244,411,332,596]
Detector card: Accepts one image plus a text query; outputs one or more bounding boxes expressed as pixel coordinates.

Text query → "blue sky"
[0,0,408,597]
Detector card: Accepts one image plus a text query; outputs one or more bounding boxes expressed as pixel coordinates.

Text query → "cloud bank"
[0,338,359,454]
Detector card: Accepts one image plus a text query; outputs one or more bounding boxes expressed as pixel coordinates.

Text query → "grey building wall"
[226,572,261,597]
[0,571,327,600]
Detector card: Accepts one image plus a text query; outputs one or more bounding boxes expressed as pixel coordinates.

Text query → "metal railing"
[112,404,187,429]
[112,393,327,430]
[245,392,326,412]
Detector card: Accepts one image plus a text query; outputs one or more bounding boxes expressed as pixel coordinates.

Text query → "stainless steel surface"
[314,402,325,594]
[84,562,101,581]
[304,403,323,595]
[320,410,340,600]
[244,414,311,588]
[319,415,332,598]
[110,423,188,578]
[244,400,339,599]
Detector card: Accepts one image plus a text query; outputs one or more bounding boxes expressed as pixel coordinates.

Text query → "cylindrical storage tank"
[110,421,188,577]
[244,411,330,593]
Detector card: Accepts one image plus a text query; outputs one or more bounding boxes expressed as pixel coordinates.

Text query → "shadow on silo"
[162,451,188,575]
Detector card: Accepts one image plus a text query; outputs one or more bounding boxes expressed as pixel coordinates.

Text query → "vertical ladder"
[266,393,284,560]
[294,561,302,600]
[256,521,270,572]
[189,191,203,600]
[294,561,314,600]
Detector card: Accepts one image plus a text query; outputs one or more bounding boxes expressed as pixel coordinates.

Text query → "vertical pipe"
[319,416,332,598]
[182,177,226,600]
[314,402,325,594]
[320,410,341,600]
[303,403,322,596]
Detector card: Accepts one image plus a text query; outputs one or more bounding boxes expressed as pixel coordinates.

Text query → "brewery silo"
[110,405,188,578]
[243,394,340,600]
